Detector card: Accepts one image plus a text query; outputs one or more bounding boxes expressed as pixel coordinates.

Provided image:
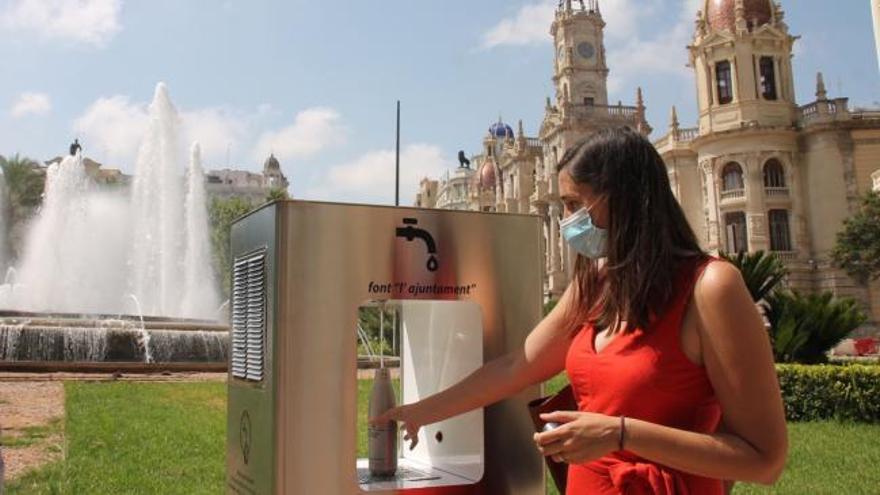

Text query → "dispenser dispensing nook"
[226,201,545,495]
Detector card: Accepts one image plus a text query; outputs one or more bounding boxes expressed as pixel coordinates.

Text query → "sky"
[0,0,877,205]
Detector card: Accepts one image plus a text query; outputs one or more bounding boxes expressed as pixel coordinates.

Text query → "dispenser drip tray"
[357,465,440,484]
[356,458,476,491]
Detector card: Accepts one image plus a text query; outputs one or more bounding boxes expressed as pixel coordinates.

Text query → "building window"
[716,60,733,104]
[720,162,745,200]
[725,212,748,253]
[763,159,787,195]
[759,56,777,100]
[584,97,595,106]
[769,210,792,251]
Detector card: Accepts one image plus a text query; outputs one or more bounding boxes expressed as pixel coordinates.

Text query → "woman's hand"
[369,404,424,450]
[534,411,619,464]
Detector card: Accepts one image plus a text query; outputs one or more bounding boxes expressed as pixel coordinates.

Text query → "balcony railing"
[678,128,699,141]
[565,103,639,125]
[526,137,542,149]
[773,251,798,263]
[765,187,790,197]
[798,97,853,126]
[654,127,699,150]
[720,188,746,201]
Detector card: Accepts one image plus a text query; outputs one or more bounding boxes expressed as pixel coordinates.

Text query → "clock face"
[577,42,595,60]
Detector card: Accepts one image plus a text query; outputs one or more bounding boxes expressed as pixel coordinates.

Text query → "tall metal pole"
[395,100,400,206]
[873,0,880,73]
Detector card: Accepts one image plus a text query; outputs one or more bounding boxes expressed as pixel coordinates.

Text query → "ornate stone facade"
[416,0,650,298]
[205,153,289,203]
[655,0,880,330]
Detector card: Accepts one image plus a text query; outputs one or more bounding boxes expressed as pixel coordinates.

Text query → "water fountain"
[0,167,7,274]
[0,82,228,372]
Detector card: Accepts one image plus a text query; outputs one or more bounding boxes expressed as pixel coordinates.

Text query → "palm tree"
[0,154,45,259]
[763,291,867,363]
[719,250,787,302]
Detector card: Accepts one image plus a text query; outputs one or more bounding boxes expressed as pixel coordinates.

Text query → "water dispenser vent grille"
[231,249,267,382]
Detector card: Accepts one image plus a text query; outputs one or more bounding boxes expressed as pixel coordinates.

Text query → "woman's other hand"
[370,405,424,450]
[534,411,618,464]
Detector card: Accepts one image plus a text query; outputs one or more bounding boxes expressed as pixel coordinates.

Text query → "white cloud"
[303,144,452,205]
[480,0,665,49]
[251,107,346,162]
[0,0,122,47]
[73,94,250,170]
[181,107,248,166]
[605,0,699,93]
[481,2,555,48]
[10,91,51,117]
[73,95,148,167]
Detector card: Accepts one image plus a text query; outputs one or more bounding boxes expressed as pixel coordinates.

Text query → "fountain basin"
[0,311,229,372]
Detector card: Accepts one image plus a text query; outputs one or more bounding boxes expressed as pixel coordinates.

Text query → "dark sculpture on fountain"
[69,138,82,156]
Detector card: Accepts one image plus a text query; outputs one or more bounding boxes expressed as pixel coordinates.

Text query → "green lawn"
[6,380,880,494]
[7,382,226,495]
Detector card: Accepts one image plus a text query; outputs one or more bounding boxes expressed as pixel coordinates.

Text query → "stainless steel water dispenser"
[226,200,544,494]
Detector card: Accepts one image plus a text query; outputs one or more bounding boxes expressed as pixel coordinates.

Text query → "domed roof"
[263,153,280,172]
[478,158,498,190]
[705,0,773,32]
[488,121,514,140]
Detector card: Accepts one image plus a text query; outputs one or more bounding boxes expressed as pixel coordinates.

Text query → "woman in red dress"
[374,127,788,493]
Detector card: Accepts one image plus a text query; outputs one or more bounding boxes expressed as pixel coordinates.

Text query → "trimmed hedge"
[777,364,880,422]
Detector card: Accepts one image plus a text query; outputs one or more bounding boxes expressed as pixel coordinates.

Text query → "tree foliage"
[832,191,880,285]
[719,249,788,302]
[357,305,398,358]
[265,187,289,203]
[208,196,256,298]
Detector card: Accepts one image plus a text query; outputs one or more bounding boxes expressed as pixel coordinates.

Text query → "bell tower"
[551,0,609,107]
[689,0,798,134]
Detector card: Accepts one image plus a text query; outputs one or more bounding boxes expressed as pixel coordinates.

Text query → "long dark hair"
[557,126,705,334]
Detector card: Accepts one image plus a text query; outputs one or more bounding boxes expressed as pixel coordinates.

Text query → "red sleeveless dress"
[564,257,724,495]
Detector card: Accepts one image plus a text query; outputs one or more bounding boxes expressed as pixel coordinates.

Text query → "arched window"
[763,159,786,190]
[768,209,792,251]
[759,56,777,100]
[725,212,748,254]
[716,60,733,104]
[721,162,745,192]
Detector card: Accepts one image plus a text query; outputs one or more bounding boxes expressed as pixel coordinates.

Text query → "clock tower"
[552,0,609,107]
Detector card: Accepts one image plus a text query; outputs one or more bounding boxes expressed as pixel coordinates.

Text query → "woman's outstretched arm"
[371,284,576,448]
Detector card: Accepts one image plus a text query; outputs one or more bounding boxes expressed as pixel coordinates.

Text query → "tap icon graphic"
[396,218,439,272]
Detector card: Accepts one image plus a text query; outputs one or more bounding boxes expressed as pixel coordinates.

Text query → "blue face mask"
[560,205,607,259]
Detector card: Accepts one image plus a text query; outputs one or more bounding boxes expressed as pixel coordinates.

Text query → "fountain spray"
[368,301,398,477]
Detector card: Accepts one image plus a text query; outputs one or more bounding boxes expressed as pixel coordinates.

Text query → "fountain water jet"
[0,167,7,273]
[129,82,185,318]
[181,142,219,319]
[12,153,130,314]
